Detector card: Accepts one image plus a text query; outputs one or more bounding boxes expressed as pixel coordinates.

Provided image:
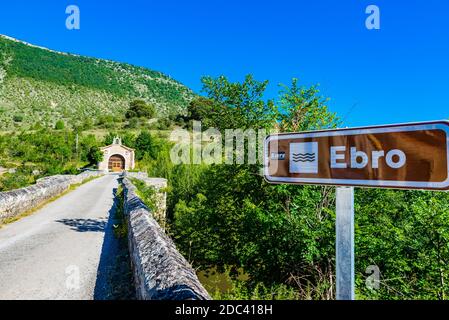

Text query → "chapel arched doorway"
[108,154,125,172]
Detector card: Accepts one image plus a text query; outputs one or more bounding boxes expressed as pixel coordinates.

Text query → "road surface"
[0,174,132,300]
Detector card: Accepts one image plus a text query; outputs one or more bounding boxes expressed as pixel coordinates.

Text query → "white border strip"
[264,121,449,190]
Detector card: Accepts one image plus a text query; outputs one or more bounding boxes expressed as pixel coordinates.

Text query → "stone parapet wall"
[0,170,104,223]
[125,172,167,227]
[123,177,211,300]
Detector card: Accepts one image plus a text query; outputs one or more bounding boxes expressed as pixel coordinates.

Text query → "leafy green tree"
[55,120,65,130]
[199,74,276,131]
[13,114,23,123]
[163,75,449,300]
[127,117,139,129]
[103,132,116,146]
[277,79,339,132]
[182,97,219,128]
[355,189,449,300]
[103,132,135,148]
[87,146,103,165]
[81,118,94,131]
[125,99,156,119]
[156,118,172,130]
[165,75,339,299]
[135,131,161,160]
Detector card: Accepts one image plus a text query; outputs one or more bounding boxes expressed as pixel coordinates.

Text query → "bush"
[125,99,156,119]
[64,166,79,175]
[0,166,36,192]
[156,118,172,130]
[32,122,43,130]
[55,120,65,130]
[135,131,163,160]
[81,119,94,131]
[126,117,139,129]
[13,114,24,123]
[87,146,103,165]
[0,130,104,191]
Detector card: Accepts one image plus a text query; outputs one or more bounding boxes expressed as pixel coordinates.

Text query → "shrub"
[55,120,65,130]
[87,146,103,165]
[127,117,139,129]
[156,118,172,130]
[13,114,24,122]
[125,99,156,119]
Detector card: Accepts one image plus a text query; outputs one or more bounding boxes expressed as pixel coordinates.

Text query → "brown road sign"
[264,121,449,190]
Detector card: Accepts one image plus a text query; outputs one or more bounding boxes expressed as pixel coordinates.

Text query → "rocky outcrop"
[123,177,211,300]
[0,170,104,223]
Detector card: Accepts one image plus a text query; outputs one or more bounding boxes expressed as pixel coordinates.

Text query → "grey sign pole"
[336,186,355,300]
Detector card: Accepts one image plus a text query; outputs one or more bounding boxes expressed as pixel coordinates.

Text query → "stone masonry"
[125,171,167,227]
[0,170,104,223]
[123,176,211,300]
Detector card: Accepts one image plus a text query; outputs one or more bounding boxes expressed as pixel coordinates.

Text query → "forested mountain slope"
[0,34,194,130]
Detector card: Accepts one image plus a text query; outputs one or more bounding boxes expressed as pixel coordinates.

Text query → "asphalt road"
[0,174,130,300]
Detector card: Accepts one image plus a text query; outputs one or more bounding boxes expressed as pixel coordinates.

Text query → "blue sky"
[0,0,448,127]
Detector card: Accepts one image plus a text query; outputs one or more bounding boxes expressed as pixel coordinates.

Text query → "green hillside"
[0,35,194,130]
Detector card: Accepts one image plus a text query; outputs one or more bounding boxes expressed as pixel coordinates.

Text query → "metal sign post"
[263,121,449,301]
[336,187,355,300]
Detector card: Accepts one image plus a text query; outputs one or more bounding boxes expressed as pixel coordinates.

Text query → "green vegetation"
[130,178,156,207]
[138,75,449,300]
[104,184,136,299]
[126,99,156,120]
[0,127,168,191]
[55,120,65,130]
[113,185,128,240]
[212,280,299,300]
[87,146,103,165]
[0,35,194,130]
[0,128,101,191]
[1,35,448,299]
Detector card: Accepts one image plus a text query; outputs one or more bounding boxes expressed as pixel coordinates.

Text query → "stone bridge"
[0,171,210,300]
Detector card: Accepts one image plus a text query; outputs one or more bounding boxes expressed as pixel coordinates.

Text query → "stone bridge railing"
[125,172,168,228]
[0,170,104,223]
[122,174,211,300]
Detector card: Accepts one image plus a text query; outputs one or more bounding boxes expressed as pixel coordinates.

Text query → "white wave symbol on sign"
[292,153,316,162]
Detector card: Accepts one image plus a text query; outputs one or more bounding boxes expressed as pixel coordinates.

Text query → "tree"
[13,114,23,123]
[32,122,43,130]
[166,75,449,300]
[135,131,160,160]
[127,117,139,129]
[81,118,93,131]
[277,79,338,132]
[167,75,342,299]
[103,132,136,148]
[183,97,218,126]
[55,120,65,130]
[87,146,103,165]
[125,99,156,119]
[156,118,172,130]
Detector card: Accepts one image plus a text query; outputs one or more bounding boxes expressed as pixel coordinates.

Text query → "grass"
[129,177,157,212]
[113,184,128,239]
[0,174,103,228]
[102,182,136,300]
